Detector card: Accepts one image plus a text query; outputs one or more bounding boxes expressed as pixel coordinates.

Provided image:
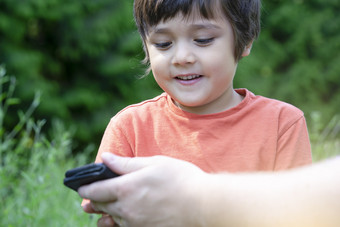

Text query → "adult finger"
[101,152,169,175]
[78,178,119,202]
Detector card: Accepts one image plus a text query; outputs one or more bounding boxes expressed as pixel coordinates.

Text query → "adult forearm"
[201,158,340,227]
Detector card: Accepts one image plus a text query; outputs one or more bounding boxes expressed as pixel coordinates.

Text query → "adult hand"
[79,153,340,227]
[78,153,208,227]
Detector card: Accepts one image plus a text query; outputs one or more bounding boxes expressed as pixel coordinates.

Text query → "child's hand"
[81,199,97,213]
[78,152,207,227]
[82,195,115,226]
[82,199,115,227]
[97,214,115,227]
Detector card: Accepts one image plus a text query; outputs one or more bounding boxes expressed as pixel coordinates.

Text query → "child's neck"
[174,89,244,115]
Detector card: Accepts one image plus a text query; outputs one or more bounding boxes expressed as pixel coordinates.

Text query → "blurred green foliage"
[0,0,339,150]
[237,0,340,122]
[0,0,160,149]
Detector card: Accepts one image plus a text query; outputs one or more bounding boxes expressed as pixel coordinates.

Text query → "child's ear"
[241,41,253,57]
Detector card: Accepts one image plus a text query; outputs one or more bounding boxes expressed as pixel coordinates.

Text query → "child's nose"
[171,43,196,66]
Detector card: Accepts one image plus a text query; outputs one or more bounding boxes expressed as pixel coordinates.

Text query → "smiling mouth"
[176,74,202,80]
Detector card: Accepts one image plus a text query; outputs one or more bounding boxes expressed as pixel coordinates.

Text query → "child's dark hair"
[134,0,261,63]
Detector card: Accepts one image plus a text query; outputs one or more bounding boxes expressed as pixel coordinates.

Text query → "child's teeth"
[178,75,200,80]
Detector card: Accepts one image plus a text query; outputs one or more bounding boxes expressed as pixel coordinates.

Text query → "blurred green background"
[1,0,339,226]
[1,0,339,153]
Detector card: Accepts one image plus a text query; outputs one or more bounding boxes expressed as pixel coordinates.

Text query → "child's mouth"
[176,74,202,80]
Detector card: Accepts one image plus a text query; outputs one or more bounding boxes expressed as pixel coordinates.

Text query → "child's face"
[145,13,250,114]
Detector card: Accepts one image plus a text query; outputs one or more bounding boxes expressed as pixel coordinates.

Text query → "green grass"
[0,129,97,227]
[0,126,98,227]
[0,117,98,226]
[0,66,339,226]
[0,67,96,226]
[309,112,340,161]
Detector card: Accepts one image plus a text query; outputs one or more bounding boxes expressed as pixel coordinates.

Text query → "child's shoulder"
[112,93,168,120]
[240,89,306,132]
[243,89,304,117]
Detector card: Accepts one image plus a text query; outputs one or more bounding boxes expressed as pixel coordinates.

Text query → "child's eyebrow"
[150,23,221,35]
[190,23,221,30]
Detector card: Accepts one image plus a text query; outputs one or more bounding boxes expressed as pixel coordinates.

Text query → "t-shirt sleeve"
[94,116,134,163]
[82,116,133,208]
[274,115,312,170]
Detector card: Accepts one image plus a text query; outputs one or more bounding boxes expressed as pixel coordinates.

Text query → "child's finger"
[97,214,115,227]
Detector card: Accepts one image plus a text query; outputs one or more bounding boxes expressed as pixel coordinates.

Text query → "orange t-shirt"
[95,89,312,172]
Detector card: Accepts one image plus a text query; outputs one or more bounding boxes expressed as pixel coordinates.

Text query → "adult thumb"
[101,152,158,175]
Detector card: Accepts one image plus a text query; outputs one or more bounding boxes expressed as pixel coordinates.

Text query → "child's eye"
[154,42,172,49]
[194,38,215,46]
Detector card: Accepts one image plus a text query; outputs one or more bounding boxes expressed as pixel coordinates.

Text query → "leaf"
[6,98,20,106]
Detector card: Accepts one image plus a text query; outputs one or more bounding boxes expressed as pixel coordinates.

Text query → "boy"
[93,0,311,171]
[82,0,312,225]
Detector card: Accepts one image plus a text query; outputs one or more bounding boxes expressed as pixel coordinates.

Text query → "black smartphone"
[63,163,119,191]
